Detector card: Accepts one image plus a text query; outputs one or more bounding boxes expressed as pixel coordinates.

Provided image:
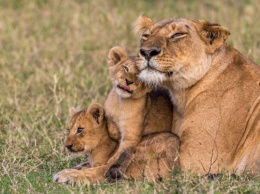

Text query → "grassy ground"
[0,0,260,193]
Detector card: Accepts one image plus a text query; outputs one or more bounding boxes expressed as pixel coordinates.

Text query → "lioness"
[53,103,179,184]
[104,46,174,178]
[135,15,260,176]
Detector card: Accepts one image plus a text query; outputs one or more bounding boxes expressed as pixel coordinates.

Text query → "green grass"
[0,0,259,193]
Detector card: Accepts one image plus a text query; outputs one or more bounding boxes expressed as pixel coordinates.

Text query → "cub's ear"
[108,46,128,66]
[197,20,230,54]
[87,103,104,125]
[69,107,77,117]
[134,15,154,36]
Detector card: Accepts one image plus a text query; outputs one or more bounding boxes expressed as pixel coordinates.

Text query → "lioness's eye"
[170,32,187,39]
[124,66,129,73]
[77,127,84,134]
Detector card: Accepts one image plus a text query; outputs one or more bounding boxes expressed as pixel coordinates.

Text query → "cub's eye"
[77,127,84,134]
[170,32,187,39]
[142,34,150,40]
[124,66,129,73]
[67,128,70,132]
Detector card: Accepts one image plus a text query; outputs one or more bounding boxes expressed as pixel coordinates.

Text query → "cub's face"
[64,103,105,157]
[134,16,230,89]
[108,46,150,98]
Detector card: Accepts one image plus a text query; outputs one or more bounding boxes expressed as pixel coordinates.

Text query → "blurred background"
[0,0,259,193]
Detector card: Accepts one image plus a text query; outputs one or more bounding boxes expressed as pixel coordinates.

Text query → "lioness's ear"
[197,20,230,54]
[134,15,154,36]
[108,46,128,66]
[87,103,104,125]
[69,107,77,117]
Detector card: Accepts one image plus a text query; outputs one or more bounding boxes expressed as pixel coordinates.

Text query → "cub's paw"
[104,165,122,183]
[53,169,90,185]
[53,169,74,184]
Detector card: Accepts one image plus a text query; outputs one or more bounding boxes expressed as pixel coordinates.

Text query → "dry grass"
[0,0,259,193]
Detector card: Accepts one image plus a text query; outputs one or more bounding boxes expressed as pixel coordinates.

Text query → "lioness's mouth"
[144,66,173,77]
[117,85,133,93]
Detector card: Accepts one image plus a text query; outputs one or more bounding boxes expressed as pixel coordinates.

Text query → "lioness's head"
[135,15,230,89]
[65,103,105,157]
[108,46,151,98]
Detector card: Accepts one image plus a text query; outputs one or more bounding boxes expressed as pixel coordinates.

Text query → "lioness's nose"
[140,47,161,60]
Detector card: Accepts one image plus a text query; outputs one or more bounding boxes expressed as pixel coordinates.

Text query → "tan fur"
[135,15,260,176]
[65,103,117,166]
[53,103,179,184]
[104,46,174,175]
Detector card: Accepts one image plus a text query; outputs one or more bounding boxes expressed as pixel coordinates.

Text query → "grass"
[0,0,259,193]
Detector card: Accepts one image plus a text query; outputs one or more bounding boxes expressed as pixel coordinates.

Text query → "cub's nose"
[125,79,134,85]
[140,47,161,60]
[66,144,73,150]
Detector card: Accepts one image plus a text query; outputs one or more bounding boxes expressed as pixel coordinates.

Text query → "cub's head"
[135,15,230,89]
[64,103,105,157]
[108,46,151,98]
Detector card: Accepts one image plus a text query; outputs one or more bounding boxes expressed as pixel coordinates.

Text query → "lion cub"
[104,46,174,178]
[64,103,117,167]
[53,103,179,184]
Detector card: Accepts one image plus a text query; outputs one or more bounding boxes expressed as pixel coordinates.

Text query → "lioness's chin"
[138,69,167,86]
